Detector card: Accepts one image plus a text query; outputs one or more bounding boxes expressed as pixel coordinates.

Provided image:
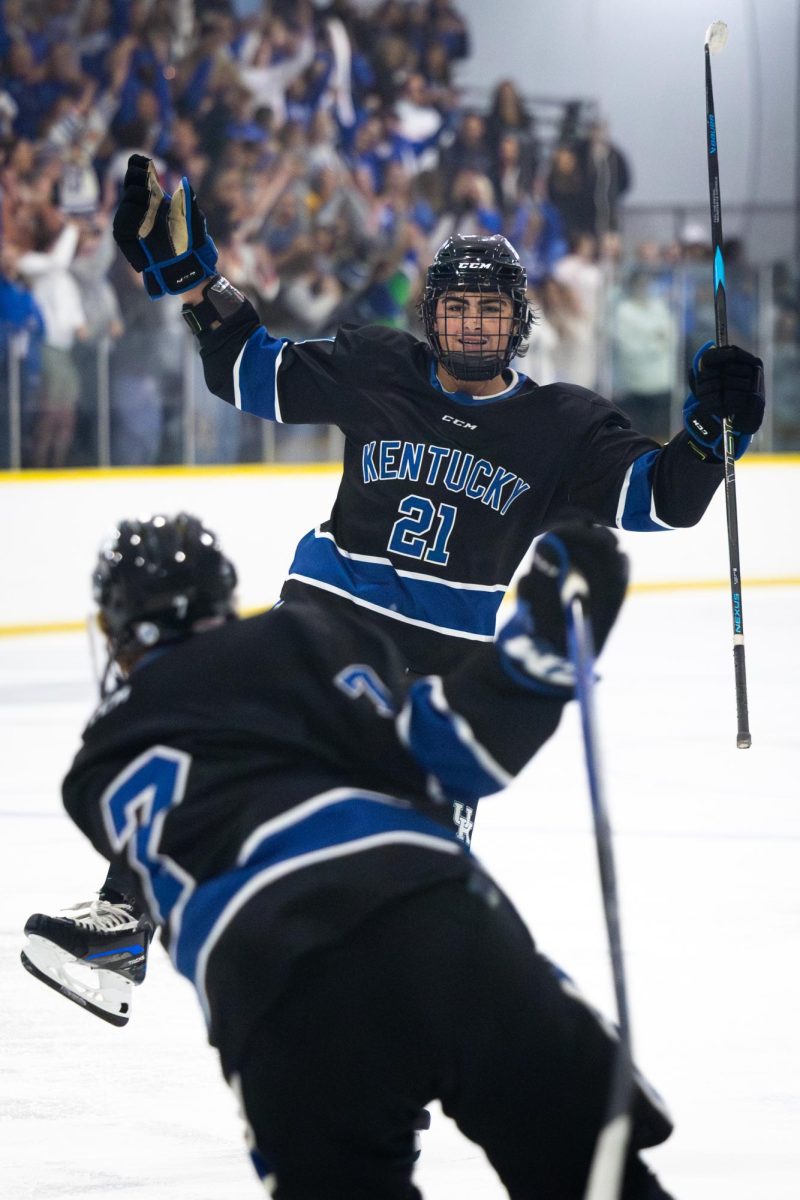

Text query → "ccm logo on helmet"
[442,415,477,430]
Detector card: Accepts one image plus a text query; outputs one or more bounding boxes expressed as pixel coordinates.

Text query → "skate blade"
[21,936,133,1027]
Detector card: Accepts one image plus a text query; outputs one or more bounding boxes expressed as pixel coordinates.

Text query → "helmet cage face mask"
[421,235,533,382]
[92,513,237,694]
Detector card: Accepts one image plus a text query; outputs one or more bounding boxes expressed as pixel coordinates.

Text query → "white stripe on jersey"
[313,527,507,592]
[401,675,513,790]
[236,787,411,866]
[193,831,462,1023]
[284,573,495,641]
[232,341,247,411]
[614,461,634,529]
[272,342,288,422]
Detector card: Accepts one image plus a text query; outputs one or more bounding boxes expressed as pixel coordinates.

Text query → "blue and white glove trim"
[497,602,577,697]
[141,177,219,299]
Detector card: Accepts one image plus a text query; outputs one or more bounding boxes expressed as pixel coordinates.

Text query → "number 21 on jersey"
[387,494,457,565]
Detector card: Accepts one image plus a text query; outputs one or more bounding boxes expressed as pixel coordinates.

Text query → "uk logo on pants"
[452,802,474,845]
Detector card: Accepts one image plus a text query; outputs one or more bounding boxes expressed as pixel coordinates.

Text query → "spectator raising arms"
[14,210,87,467]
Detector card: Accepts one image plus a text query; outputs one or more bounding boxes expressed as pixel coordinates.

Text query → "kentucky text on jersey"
[195,319,728,670]
[361,440,530,515]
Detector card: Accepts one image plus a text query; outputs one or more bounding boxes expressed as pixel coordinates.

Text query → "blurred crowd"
[1,0,797,468]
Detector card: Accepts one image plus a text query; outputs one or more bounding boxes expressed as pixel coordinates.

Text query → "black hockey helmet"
[93,513,237,663]
[421,234,533,381]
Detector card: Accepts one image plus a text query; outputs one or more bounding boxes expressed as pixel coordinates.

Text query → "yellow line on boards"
[0,606,271,639]
[630,576,800,594]
[1,580,797,639]
[736,454,800,465]
[0,463,342,484]
[1,621,89,638]
[0,455,798,486]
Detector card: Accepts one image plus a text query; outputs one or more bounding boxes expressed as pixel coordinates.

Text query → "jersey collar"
[429,362,528,406]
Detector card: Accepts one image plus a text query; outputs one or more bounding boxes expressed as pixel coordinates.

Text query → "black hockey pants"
[232,872,676,1200]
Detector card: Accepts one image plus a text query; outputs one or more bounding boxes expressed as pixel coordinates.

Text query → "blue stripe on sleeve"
[398,677,512,801]
[616,449,674,532]
[286,529,504,640]
[233,328,289,420]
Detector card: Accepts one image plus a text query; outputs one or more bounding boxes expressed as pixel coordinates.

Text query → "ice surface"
[1,587,798,1199]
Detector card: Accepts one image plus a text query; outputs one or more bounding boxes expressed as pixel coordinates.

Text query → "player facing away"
[27,512,677,1199]
[110,155,765,680]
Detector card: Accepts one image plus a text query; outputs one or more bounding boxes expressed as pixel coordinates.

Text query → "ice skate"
[20,897,153,1027]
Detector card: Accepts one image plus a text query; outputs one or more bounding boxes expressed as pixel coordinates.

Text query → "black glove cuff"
[181,275,248,337]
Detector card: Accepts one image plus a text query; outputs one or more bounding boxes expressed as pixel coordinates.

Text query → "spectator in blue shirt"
[0,245,45,466]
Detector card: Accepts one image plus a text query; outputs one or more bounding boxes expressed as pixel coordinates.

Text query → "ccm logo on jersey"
[442,415,477,431]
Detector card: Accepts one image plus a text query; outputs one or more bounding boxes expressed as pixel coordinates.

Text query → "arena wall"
[1,458,798,634]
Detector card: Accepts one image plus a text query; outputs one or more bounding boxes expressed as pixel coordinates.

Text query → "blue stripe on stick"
[714,246,726,292]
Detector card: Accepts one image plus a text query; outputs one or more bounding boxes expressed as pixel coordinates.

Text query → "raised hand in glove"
[112,154,218,298]
[684,342,765,460]
[498,522,629,696]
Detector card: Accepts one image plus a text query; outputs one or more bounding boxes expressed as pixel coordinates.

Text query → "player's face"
[434,291,514,359]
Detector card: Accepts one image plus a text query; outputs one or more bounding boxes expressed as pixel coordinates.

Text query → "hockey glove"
[498,522,629,696]
[112,154,218,298]
[684,342,764,460]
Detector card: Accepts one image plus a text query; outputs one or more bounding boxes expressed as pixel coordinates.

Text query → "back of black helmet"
[94,513,237,691]
[421,235,533,382]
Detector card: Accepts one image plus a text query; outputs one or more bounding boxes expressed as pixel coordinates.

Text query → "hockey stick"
[704,20,752,749]
[564,576,634,1200]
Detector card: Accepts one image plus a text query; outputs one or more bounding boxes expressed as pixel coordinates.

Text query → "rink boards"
[1,456,798,634]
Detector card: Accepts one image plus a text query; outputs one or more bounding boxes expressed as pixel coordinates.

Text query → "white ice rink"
[1,583,798,1199]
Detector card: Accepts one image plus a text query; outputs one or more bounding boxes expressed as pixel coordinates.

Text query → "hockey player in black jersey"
[107,154,765,680]
[27,511,678,1199]
[22,157,764,1032]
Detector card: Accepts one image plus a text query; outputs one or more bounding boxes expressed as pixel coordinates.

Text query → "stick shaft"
[568,597,634,1200]
[705,45,752,749]
[705,47,728,347]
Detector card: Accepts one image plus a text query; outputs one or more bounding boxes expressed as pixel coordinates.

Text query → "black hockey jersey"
[62,599,566,1072]
[197,316,723,671]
